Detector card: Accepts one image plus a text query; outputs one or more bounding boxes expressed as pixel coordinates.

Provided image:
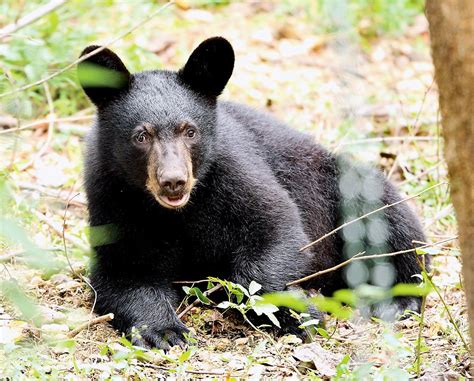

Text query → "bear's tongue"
[162,193,189,207]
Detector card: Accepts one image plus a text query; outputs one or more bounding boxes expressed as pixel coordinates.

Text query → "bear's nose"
[160,172,186,193]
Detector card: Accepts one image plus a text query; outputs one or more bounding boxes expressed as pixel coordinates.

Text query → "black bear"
[78,37,426,349]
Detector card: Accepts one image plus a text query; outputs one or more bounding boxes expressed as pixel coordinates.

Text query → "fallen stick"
[299,182,447,252]
[0,0,68,40]
[67,313,114,338]
[33,210,89,252]
[0,115,93,135]
[288,236,457,286]
[177,284,223,319]
[0,1,174,99]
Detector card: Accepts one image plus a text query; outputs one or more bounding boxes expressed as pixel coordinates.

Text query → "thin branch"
[288,236,457,287]
[0,116,18,127]
[415,255,428,377]
[0,0,68,40]
[335,136,440,147]
[177,284,222,319]
[67,313,114,338]
[299,182,447,252]
[20,82,55,171]
[0,115,93,135]
[18,182,86,207]
[398,162,443,186]
[0,249,24,263]
[172,279,210,284]
[0,2,174,99]
[424,267,470,353]
[33,209,89,252]
[423,204,454,229]
[62,190,98,336]
[0,247,62,263]
[135,362,243,377]
[61,193,84,276]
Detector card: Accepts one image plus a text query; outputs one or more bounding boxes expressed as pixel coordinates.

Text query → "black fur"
[79,37,426,349]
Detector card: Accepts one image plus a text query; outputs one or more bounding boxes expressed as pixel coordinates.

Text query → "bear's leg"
[91,270,188,350]
[230,230,323,336]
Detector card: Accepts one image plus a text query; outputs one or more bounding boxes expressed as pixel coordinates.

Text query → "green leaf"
[234,283,250,298]
[310,295,353,320]
[252,302,279,316]
[260,291,308,312]
[178,349,192,363]
[299,319,320,328]
[248,281,262,295]
[332,289,357,306]
[382,368,410,380]
[0,280,41,326]
[266,312,281,328]
[184,287,210,305]
[87,223,119,247]
[391,282,432,297]
[217,301,234,309]
[316,327,329,338]
[77,62,129,89]
[192,288,210,305]
[355,284,389,302]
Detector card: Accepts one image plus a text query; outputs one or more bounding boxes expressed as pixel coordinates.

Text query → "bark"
[426,0,474,372]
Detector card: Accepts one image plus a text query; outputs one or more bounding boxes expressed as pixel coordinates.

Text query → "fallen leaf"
[293,342,343,377]
[0,320,29,344]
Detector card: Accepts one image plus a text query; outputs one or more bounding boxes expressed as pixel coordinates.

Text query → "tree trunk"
[426,0,474,373]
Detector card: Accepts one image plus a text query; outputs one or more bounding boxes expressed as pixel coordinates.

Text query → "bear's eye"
[135,131,148,144]
[185,127,196,139]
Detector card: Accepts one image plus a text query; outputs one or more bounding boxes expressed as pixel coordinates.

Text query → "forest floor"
[0,2,469,379]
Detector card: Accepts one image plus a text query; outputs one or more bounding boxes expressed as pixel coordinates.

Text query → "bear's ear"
[179,37,234,97]
[77,46,130,107]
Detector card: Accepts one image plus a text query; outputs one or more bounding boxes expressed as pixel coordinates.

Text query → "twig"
[0,116,18,127]
[398,162,443,186]
[415,256,428,377]
[288,236,457,287]
[0,0,68,40]
[172,279,210,284]
[0,1,174,99]
[20,82,55,171]
[33,209,89,252]
[287,252,365,287]
[0,63,21,169]
[0,247,62,262]
[67,313,114,338]
[62,190,98,336]
[0,249,24,262]
[425,271,470,353]
[335,136,440,147]
[135,362,242,377]
[18,182,86,207]
[299,182,447,252]
[61,192,84,276]
[0,115,93,135]
[423,204,454,229]
[177,284,222,319]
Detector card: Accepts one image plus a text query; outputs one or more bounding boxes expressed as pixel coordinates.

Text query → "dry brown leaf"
[293,342,343,377]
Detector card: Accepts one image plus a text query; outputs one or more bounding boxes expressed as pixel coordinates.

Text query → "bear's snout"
[145,139,195,210]
[159,170,187,195]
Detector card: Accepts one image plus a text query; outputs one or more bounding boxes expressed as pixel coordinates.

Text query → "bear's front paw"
[130,322,190,350]
[276,306,323,338]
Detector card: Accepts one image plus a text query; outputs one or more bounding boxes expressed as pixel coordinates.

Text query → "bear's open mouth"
[158,192,190,209]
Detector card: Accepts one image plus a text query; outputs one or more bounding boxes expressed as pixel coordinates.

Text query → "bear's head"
[78,37,234,209]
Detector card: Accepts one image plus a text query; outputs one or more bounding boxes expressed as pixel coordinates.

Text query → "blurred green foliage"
[317,0,425,37]
[0,0,166,118]
[0,0,425,119]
